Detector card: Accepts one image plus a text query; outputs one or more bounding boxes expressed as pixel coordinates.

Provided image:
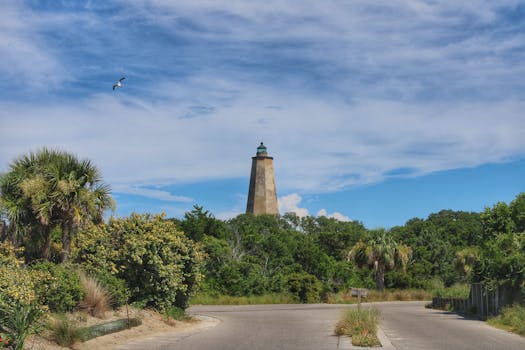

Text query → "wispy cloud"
[112,185,193,202]
[1,1,524,203]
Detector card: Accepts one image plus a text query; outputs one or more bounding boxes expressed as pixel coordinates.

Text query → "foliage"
[348,229,411,291]
[47,314,83,347]
[474,232,525,291]
[0,301,44,350]
[0,148,113,262]
[78,273,112,318]
[0,261,44,350]
[74,214,204,311]
[0,242,23,268]
[285,272,322,303]
[190,293,296,305]
[327,289,431,304]
[487,304,525,336]
[93,271,129,307]
[177,205,229,241]
[30,262,84,313]
[432,283,470,299]
[334,307,381,347]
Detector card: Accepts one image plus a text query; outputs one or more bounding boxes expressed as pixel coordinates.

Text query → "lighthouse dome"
[256,142,268,155]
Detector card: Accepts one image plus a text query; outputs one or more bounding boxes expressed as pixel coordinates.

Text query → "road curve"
[378,301,525,350]
[116,302,525,350]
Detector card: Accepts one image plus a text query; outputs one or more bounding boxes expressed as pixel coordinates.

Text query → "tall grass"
[47,314,82,347]
[78,273,112,318]
[487,304,525,336]
[327,289,431,304]
[191,293,296,305]
[431,283,470,299]
[334,307,381,347]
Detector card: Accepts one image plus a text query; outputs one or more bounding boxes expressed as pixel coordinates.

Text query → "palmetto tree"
[348,228,411,291]
[0,148,113,262]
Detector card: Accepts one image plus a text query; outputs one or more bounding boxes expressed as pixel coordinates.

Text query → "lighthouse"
[246,142,279,215]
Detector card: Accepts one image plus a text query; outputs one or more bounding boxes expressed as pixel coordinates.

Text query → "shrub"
[488,304,525,336]
[285,272,321,303]
[31,262,84,313]
[47,314,82,347]
[335,307,381,347]
[78,273,112,318]
[94,271,129,307]
[101,214,203,311]
[432,283,470,299]
[0,259,47,350]
[0,242,23,268]
[0,301,43,350]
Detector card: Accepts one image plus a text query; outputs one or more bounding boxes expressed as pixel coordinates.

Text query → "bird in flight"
[113,77,125,90]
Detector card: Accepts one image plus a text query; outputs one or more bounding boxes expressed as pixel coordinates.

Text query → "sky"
[1,0,524,228]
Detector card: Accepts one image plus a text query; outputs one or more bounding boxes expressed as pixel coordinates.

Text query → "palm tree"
[0,148,113,262]
[348,229,411,291]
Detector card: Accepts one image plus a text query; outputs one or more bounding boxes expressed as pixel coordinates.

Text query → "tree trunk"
[60,222,71,262]
[375,263,386,291]
[42,226,52,260]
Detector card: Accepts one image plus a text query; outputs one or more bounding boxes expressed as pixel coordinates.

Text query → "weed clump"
[78,273,112,318]
[334,307,381,347]
[487,304,525,336]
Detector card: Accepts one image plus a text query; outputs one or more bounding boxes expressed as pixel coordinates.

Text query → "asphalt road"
[117,302,525,350]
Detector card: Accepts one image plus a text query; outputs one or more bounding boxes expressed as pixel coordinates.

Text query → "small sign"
[351,288,368,298]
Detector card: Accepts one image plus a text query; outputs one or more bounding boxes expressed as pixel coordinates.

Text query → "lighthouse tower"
[246,142,279,215]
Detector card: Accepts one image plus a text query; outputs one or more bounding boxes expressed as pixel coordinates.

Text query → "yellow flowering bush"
[0,264,48,350]
[74,214,204,311]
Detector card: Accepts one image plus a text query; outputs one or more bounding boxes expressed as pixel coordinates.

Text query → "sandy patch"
[23,307,209,350]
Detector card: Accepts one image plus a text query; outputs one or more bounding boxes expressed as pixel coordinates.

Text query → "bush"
[432,283,470,299]
[0,260,46,350]
[31,262,84,313]
[74,214,204,311]
[0,301,43,350]
[47,314,82,347]
[285,272,321,303]
[94,271,129,307]
[0,242,23,268]
[488,304,525,336]
[78,273,112,318]
[335,307,381,347]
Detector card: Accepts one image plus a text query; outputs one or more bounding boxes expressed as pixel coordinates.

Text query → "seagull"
[112,77,125,90]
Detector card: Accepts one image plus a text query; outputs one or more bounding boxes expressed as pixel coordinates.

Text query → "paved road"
[379,301,525,350]
[117,302,525,350]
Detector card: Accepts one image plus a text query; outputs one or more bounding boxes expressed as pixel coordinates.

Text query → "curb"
[338,327,394,349]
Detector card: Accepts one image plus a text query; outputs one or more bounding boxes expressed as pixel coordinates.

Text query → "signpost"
[351,288,368,311]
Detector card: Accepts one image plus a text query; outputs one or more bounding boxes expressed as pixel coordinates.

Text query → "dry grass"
[78,273,113,318]
[191,293,296,305]
[327,289,432,304]
[335,307,381,347]
[46,314,83,347]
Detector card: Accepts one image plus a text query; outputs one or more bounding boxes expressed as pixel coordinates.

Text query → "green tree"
[178,205,229,241]
[455,246,480,283]
[0,148,113,262]
[74,213,204,310]
[349,229,411,291]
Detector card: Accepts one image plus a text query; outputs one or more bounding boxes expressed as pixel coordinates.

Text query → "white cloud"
[317,209,352,222]
[112,185,193,202]
[278,193,309,218]
[1,1,525,202]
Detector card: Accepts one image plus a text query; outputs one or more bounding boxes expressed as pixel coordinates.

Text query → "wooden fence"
[432,283,518,319]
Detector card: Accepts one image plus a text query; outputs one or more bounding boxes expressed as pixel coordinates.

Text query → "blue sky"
[1,1,524,228]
